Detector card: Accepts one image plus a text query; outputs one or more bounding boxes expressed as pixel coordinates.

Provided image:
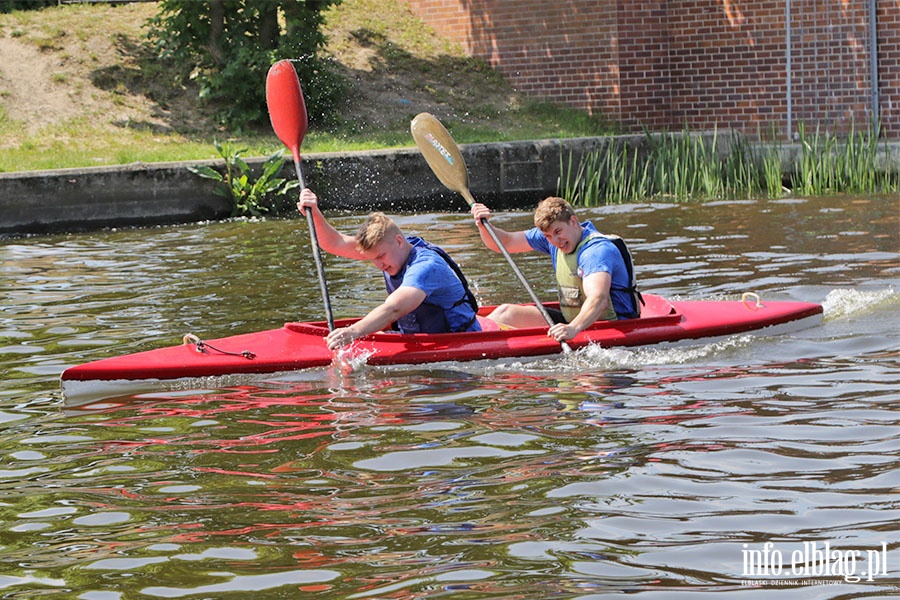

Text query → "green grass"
[0,101,610,172]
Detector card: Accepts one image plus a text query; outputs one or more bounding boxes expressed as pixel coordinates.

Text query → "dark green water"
[1,195,898,598]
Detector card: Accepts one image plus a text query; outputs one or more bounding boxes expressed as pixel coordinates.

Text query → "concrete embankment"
[1,136,897,237]
[0,137,607,237]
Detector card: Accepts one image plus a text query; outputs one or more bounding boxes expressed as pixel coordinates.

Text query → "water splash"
[822,287,897,321]
[331,345,373,374]
[571,336,753,369]
[326,344,376,392]
[475,335,754,377]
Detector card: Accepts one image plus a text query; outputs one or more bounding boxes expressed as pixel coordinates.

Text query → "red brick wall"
[666,1,787,135]
[614,1,670,131]
[403,0,899,139]
[403,0,621,114]
[789,0,874,136]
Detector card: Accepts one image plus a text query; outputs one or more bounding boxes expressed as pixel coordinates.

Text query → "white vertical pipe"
[785,0,792,140]
[869,0,880,125]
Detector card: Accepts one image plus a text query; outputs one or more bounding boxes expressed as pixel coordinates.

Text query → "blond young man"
[299,189,480,350]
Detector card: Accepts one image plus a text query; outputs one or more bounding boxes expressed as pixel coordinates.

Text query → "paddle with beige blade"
[410,112,571,353]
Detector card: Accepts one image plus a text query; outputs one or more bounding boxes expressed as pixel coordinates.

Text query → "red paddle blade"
[266,60,308,163]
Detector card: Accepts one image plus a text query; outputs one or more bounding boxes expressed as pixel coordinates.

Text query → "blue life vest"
[383,237,480,334]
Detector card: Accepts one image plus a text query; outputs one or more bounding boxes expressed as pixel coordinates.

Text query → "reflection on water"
[1,195,898,598]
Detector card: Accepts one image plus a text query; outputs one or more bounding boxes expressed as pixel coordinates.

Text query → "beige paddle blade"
[410,112,474,204]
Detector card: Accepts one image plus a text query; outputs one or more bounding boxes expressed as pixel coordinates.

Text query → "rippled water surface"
[1,195,898,598]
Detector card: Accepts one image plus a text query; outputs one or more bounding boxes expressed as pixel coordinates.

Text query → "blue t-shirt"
[384,237,480,334]
[525,221,632,318]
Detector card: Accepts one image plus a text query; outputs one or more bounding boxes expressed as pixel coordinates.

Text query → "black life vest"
[600,233,643,319]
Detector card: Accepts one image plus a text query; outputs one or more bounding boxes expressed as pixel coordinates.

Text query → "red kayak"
[60,293,822,397]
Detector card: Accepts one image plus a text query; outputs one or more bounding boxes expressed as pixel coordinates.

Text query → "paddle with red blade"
[266,59,334,331]
[410,112,572,354]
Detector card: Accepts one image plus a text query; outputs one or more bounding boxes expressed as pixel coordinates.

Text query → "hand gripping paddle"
[266,60,334,331]
[410,112,572,353]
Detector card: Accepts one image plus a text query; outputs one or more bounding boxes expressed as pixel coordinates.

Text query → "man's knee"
[487,303,515,321]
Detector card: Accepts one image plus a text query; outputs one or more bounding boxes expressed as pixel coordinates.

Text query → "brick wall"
[666,1,786,135]
[403,0,621,113]
[789,0,874,136]
[403,0,899,139]
[614,1,671,131]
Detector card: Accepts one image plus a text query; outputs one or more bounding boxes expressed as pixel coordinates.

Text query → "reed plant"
[794,120,893,195]
[561,123,897,206]
[561,127,764,205]
[559,141,653,205]
[760,127,786,198]
[795,122,831,195]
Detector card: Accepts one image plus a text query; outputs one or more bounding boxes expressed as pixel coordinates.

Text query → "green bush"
[0,0,55,14]
[189,142,300,217]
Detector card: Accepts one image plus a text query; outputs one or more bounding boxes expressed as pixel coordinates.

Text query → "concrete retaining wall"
[0,160,230,236]
[1,136,896,237]
[0,136,619,236]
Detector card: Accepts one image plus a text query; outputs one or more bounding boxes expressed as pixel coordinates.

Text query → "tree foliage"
[147,0,345,129]
[0,0,55,13]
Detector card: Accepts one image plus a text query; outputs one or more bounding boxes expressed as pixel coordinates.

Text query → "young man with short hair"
[299,189,481,350]
[470,196,640,342]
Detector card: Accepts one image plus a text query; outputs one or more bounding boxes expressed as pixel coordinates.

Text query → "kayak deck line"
[181,333,257,360]
[59,293,824,396]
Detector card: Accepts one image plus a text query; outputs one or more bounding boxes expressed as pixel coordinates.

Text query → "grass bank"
[0,0,611,173]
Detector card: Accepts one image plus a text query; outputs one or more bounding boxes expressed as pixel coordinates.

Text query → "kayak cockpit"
[283,294,682,341]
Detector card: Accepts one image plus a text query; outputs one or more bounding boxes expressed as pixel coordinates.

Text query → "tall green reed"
[759,125,786,198]
[560,123,896,206]
[794,120,893,195]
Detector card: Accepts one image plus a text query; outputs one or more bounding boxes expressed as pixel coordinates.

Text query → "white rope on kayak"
[741,292,764,309]
[182,333,256,359]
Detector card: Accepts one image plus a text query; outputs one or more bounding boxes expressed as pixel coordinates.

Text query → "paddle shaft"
[458,189,572,354]
[291,158,334,331]
[410,113,570,353]
[266,59,335,332]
